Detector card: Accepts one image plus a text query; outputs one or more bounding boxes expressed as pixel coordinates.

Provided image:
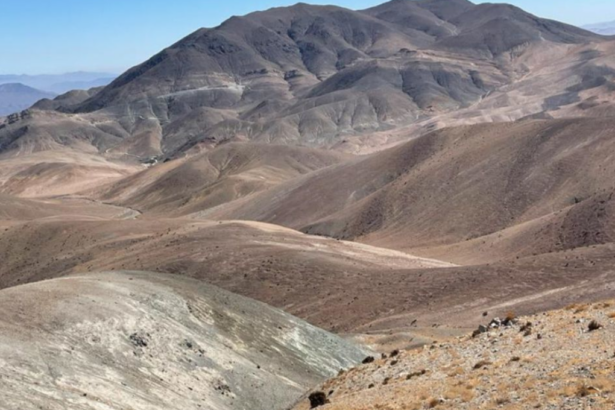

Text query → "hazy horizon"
[3,0,614,76]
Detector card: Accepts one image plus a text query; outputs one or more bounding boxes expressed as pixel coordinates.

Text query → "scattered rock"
[472,324,488,338]
[473,360,492,370]
[407,369,427,380]
[362,356,375,364]
[180,339,194,349]
[129,333,148,348]
[588,320,603,332]
[519,322,533,333]
[502,312,517,326]
[489,318,503,329]
[215,382,231,396]
[309,392,328,408]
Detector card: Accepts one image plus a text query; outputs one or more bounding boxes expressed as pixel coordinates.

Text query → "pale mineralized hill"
[0,271,368,410]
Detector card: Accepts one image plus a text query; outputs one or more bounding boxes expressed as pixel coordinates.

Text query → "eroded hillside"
[0,271,367,410]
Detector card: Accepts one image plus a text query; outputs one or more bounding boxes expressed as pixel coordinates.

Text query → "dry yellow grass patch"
[493,395,511,406]
[499,404,524,410]
[521,377,539,390]
[445,366,465,377]
[597,302,612,309]
[592,376,615,393]
[566,303,586,311]
[443,380,475,402]
[525,392,540,404]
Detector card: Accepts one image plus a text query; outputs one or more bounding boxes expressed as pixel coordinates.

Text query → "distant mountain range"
[0,72,117,94]
[0,83,56,116]
[583,21,615,35]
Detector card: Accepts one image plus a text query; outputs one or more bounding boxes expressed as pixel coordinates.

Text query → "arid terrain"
[294,301,615,410]
[1,0,615,409]
[0,271,367,410]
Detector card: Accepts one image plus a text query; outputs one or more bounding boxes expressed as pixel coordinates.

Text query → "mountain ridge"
[584,20,615,35]
[0,72,117,94]
[0,0,603,159]
[0,83,56,116]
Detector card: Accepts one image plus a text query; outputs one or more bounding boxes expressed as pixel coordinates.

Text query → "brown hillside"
[95,142,351,216]
[207,118,615,264]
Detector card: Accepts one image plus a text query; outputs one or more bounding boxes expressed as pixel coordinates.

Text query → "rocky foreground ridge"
[295,300,615,410]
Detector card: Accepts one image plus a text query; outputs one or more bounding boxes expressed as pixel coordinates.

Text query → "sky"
[2,0,615,75]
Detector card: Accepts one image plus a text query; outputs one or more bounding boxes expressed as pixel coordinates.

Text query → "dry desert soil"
[1,0,615,409]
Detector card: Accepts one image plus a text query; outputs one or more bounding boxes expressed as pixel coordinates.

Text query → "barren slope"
[0,271,367,410]
[293,300,615,410]
[0,219,453,330]
[0,194,140,221]
[95,142,351,216]
[206,118,615,264]
[0,150,141,198]
[0,218,612,336]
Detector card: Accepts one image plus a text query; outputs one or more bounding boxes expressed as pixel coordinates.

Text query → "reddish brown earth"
[0,217,612,337]
[203,118,615,265]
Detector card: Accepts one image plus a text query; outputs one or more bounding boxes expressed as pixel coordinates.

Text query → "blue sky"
[2,0,614,75]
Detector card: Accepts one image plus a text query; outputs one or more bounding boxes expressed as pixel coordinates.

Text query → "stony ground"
[293,301,615,410]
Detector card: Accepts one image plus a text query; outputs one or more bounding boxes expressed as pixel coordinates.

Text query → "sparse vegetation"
[298,301,615,410]
[588,320,603,332]
[473,360,492,370]
[576,385,598,398]
[503,311,517,325]
[407,369,427,380]
[495,396,510,405]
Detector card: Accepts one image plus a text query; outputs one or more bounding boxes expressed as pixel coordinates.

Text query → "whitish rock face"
[0,271,368,410]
